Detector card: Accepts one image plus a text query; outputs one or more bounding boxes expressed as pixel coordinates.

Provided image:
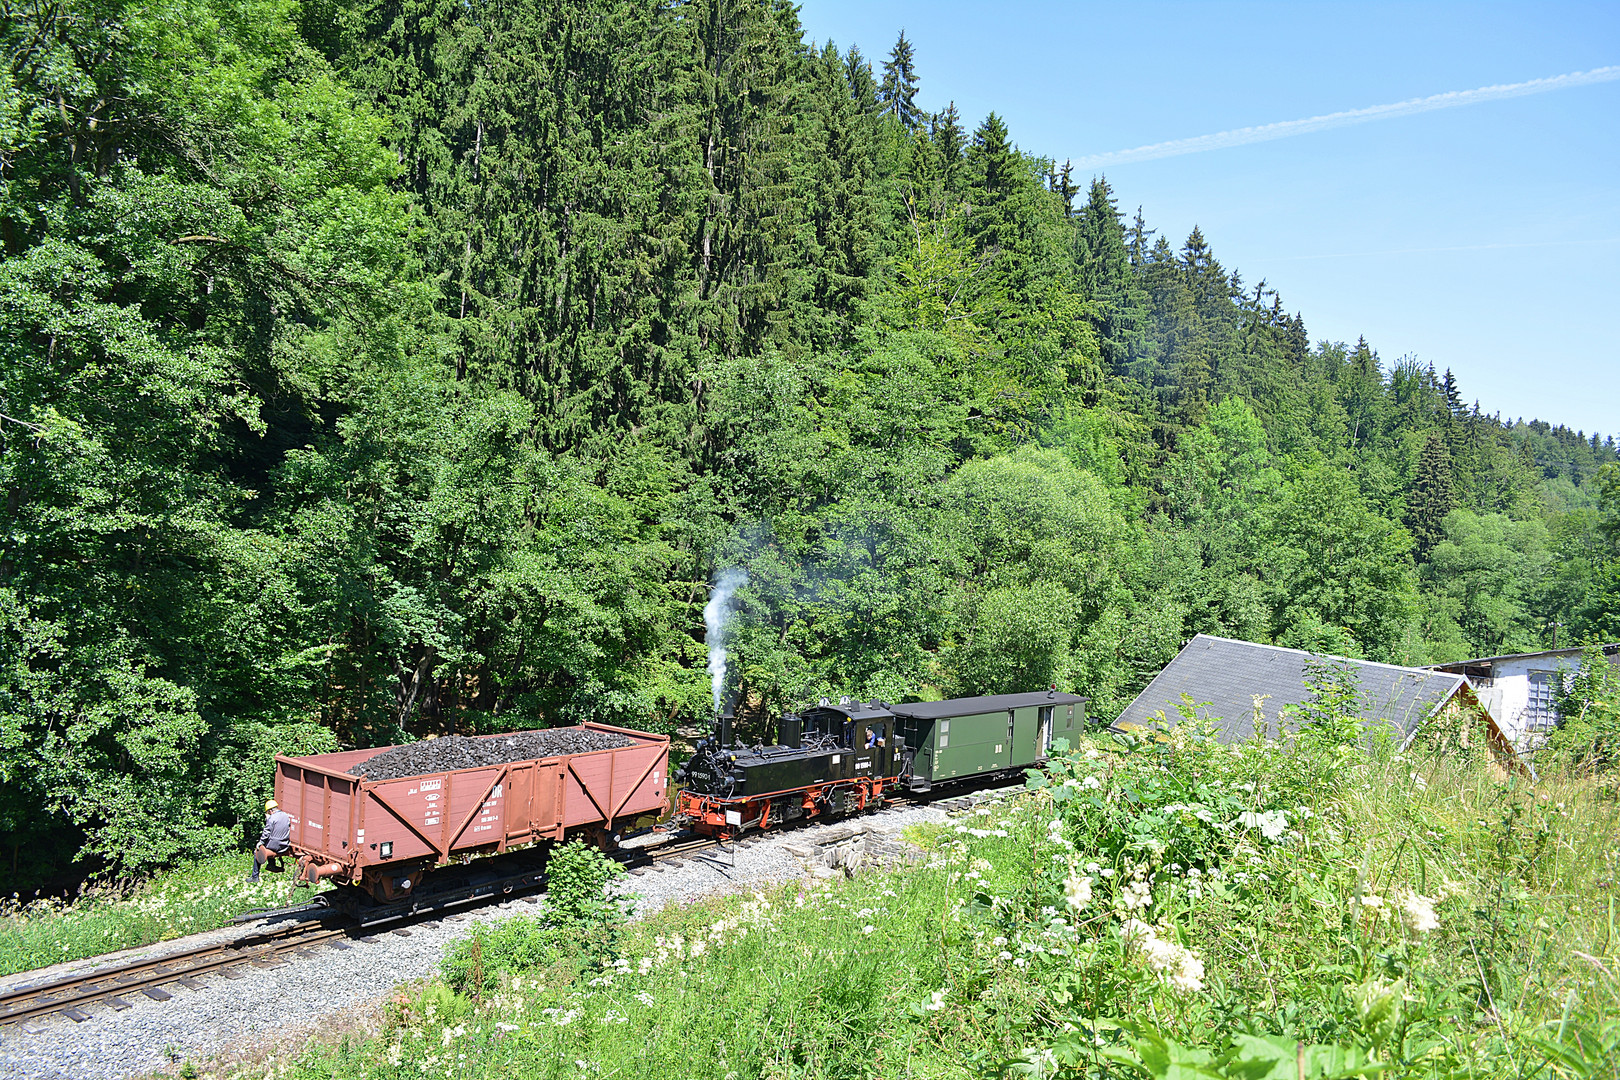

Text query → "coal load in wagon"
[348,729,638,782]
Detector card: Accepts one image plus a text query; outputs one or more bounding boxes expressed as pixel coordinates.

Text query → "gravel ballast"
[348,728,638,781]
[0,798,980,1080]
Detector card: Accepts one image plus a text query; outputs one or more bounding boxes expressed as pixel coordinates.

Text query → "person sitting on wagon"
[249,799,293,883]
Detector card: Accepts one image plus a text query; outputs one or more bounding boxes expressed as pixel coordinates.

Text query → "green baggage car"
[890,690,1087,792]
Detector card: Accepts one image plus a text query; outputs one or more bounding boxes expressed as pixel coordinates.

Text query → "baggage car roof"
[890,691,1086,720]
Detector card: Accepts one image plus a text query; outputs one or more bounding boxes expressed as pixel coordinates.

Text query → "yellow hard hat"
[265,799,278,811]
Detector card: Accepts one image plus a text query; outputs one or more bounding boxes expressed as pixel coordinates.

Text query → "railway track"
[0,920,355,1028]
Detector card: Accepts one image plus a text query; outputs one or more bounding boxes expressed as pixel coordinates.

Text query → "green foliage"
[440,917,579,998]
[542,840,627,927]
[1546,642,1620,775]
[1263,468,1416,659]
[440,840,625,995]
[1,0,1614,895]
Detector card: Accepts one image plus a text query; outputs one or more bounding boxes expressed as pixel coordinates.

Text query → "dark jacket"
[259,809,293,851]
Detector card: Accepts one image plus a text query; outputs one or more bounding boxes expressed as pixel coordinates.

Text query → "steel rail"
[0,922,351,1026]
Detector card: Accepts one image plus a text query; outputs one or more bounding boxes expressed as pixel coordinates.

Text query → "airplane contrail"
[1276,238,1620,261]
[1072,65,1620,169]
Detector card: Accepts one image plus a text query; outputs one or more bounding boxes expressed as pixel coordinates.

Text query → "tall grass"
[182,731,1620,1080]
[0,852,323,977]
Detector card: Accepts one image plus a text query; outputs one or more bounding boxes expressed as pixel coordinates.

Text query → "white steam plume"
[705,568,749,714]
[1072,65,1620,170]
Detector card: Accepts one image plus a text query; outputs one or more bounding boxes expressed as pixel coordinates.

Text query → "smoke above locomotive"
[704,568,747,715]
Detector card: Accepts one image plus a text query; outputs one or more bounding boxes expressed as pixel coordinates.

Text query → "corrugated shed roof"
[1113,635,1467,744]
[1430,642,1620,671]
[891,690,1087,720]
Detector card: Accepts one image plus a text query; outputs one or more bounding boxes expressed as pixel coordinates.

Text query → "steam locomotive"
[675,690,1087,838]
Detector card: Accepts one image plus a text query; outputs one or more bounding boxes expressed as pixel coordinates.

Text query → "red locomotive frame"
[677,774,897,840]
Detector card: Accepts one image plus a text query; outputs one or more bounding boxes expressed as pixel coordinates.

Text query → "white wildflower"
[1399,891,1440,933]
[1063,874,1093,911]
[1238,809,1288,840]
[924,989,948,1011]
[1120,880,1153,911]
[1120,920,1205,993]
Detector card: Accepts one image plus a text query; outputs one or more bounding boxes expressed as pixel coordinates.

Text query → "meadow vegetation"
[190,726,1620,1080]
[0,853,324,978]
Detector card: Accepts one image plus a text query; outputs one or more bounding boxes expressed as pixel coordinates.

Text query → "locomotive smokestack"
[719,711,734,749]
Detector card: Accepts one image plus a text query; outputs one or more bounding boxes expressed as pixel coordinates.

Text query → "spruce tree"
[1075,177,1143,375]
[969,112,1014,195]
[1126,206,1155,269]
[878,30,923,128]
[1054,160,1078,217]
[930,102,966,196]
[1407,431,1459,560]
[845,44,878,112]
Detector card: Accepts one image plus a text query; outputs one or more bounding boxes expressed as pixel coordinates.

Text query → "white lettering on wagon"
[425,817,441,826]
[305,820,323,829]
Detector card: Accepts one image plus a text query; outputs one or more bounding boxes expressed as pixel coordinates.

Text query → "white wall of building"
[1471,649,1617,746]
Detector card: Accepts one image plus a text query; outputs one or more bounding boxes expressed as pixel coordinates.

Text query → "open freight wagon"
[274,723,670,903]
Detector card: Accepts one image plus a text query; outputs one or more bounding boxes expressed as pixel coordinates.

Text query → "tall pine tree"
[1407,431,1459,561]
[877,30,922,128]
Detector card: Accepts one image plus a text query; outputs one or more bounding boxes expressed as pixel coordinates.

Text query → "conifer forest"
[2,0,1617,891]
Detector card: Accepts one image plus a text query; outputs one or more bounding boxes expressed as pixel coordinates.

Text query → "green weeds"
[0,851,323,977]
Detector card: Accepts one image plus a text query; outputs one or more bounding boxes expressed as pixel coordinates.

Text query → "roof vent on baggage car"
[819,697,830,707]
[840,696,851,705]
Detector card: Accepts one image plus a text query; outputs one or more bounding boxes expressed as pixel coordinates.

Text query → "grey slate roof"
[1113,634,1467,744]
[891,690,1087,721]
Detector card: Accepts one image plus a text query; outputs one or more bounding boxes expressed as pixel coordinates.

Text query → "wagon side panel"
[361,774,449,864]
[442,766,508,854]
[555,739,668,834]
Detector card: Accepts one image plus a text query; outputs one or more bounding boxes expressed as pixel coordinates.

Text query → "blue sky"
[796,1,1619,439]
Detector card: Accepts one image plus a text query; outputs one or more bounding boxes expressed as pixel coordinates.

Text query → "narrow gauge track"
[0,920,354,1027]
[0,853,556,1027]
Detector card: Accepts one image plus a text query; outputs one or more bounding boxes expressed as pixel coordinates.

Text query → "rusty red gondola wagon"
[273,724,670,902]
